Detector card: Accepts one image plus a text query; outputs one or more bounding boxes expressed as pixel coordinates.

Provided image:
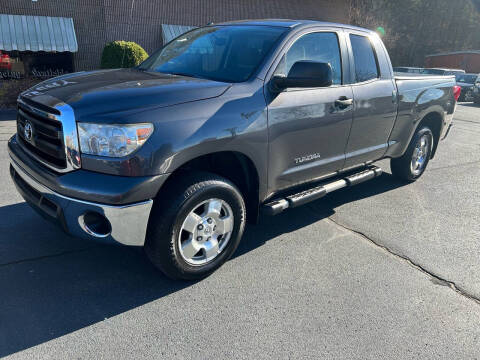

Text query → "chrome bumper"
[441,111,454,140]
[10,159,153,246]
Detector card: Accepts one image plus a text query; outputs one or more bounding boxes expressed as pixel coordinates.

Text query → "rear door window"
[349,34,379,83]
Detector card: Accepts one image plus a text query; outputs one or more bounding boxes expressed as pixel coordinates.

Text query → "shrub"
[100,41,148,69]
[0,78,41,109]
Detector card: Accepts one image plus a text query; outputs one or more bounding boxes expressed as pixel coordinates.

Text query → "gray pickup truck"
[9,20,457,280]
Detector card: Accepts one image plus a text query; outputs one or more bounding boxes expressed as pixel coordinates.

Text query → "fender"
[385,82,454,159]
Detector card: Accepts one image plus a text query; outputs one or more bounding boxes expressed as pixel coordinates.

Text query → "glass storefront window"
[0,51,73,80]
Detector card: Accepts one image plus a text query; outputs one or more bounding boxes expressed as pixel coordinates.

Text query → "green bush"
[100,41,148,69]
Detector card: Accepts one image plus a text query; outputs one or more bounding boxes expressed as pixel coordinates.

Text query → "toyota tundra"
[9,20,457,279]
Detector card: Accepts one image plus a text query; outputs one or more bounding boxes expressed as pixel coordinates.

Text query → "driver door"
[266,30,354,193]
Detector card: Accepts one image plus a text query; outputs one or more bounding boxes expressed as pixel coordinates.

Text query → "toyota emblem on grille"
[24,121,33,141]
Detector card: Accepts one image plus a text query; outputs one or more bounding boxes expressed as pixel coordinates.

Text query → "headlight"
[78,123,153,157]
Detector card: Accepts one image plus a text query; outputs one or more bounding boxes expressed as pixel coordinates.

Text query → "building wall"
[425,53,480,73]
[2,0,349,71]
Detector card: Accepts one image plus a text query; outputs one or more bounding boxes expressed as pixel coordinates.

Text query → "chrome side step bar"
[263,166,382,216]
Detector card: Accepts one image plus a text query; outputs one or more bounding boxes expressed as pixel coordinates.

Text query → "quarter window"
[275,32,342,85]
[349,34,379,82]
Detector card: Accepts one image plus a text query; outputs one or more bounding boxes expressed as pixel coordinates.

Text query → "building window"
[0,51,74,80]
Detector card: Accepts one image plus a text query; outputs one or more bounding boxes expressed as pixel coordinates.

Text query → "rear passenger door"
[343,32,397,168]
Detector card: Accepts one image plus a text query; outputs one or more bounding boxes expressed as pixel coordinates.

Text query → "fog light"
[79,211,112,238]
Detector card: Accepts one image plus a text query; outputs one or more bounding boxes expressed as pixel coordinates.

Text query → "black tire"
[390,126,434,182]
[474,97,480,105]
[145,172,246,280]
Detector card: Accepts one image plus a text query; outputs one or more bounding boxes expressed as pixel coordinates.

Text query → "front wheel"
[145,172,246,280]
[390,127,434,182]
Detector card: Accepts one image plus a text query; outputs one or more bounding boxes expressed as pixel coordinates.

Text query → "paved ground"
[0,104,479,359]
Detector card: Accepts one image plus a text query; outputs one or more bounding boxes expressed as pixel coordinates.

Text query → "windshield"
[446,70,465,75]
[394,67,422,73]
[455,74,478,83]
[422,68,446,75]
[138,25,287,83]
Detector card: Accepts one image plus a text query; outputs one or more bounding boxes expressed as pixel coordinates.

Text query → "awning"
[0,14,78,52]
[162,24,196,44]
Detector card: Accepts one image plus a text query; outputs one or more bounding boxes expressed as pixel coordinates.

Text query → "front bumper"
[10,159,153,246]
[8,134,167,205]
[8,133,171,245]
[461,87,474,101]
[473,87,480,101]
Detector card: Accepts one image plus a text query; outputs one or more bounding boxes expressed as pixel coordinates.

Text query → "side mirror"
[272,61,333,91]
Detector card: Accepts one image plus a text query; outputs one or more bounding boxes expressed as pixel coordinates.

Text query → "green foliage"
[100,41,148,69]
[347,0,480,66]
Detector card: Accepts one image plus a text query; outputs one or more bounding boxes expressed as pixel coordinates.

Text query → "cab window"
[275,32,342,85]
[349,34,380,82]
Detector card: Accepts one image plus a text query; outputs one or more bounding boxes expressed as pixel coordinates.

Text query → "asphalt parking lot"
[0,104,479,359]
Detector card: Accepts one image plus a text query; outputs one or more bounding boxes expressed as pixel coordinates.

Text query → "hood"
[21,69,231,121]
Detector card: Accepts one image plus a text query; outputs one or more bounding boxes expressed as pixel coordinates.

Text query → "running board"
[263,166,382,216]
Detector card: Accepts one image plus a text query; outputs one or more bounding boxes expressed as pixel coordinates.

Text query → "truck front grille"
[16,98,67,170]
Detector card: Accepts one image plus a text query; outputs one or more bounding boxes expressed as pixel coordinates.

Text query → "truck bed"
[385,74,456,159]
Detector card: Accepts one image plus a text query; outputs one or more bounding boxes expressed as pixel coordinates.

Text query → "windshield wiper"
[167,72,196,78]
[157,71,229,83]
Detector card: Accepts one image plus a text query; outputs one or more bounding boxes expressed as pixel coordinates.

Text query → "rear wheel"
[390,126,433,182]
[145,172,246,280]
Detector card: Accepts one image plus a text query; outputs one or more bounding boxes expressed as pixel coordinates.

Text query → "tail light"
[453,85,462,102]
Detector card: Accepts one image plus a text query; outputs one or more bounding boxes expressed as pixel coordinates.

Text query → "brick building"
[1,0,349,73]
[425,51,480,74]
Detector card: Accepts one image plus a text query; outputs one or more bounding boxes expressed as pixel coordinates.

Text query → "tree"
[347,0,480,67]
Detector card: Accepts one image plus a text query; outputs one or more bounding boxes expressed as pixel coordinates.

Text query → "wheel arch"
[157,151,261,224]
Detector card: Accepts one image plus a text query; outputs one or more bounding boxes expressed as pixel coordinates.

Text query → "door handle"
[335,97,353,109]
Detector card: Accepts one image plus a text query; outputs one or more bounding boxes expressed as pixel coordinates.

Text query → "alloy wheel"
[178,198,234,266]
